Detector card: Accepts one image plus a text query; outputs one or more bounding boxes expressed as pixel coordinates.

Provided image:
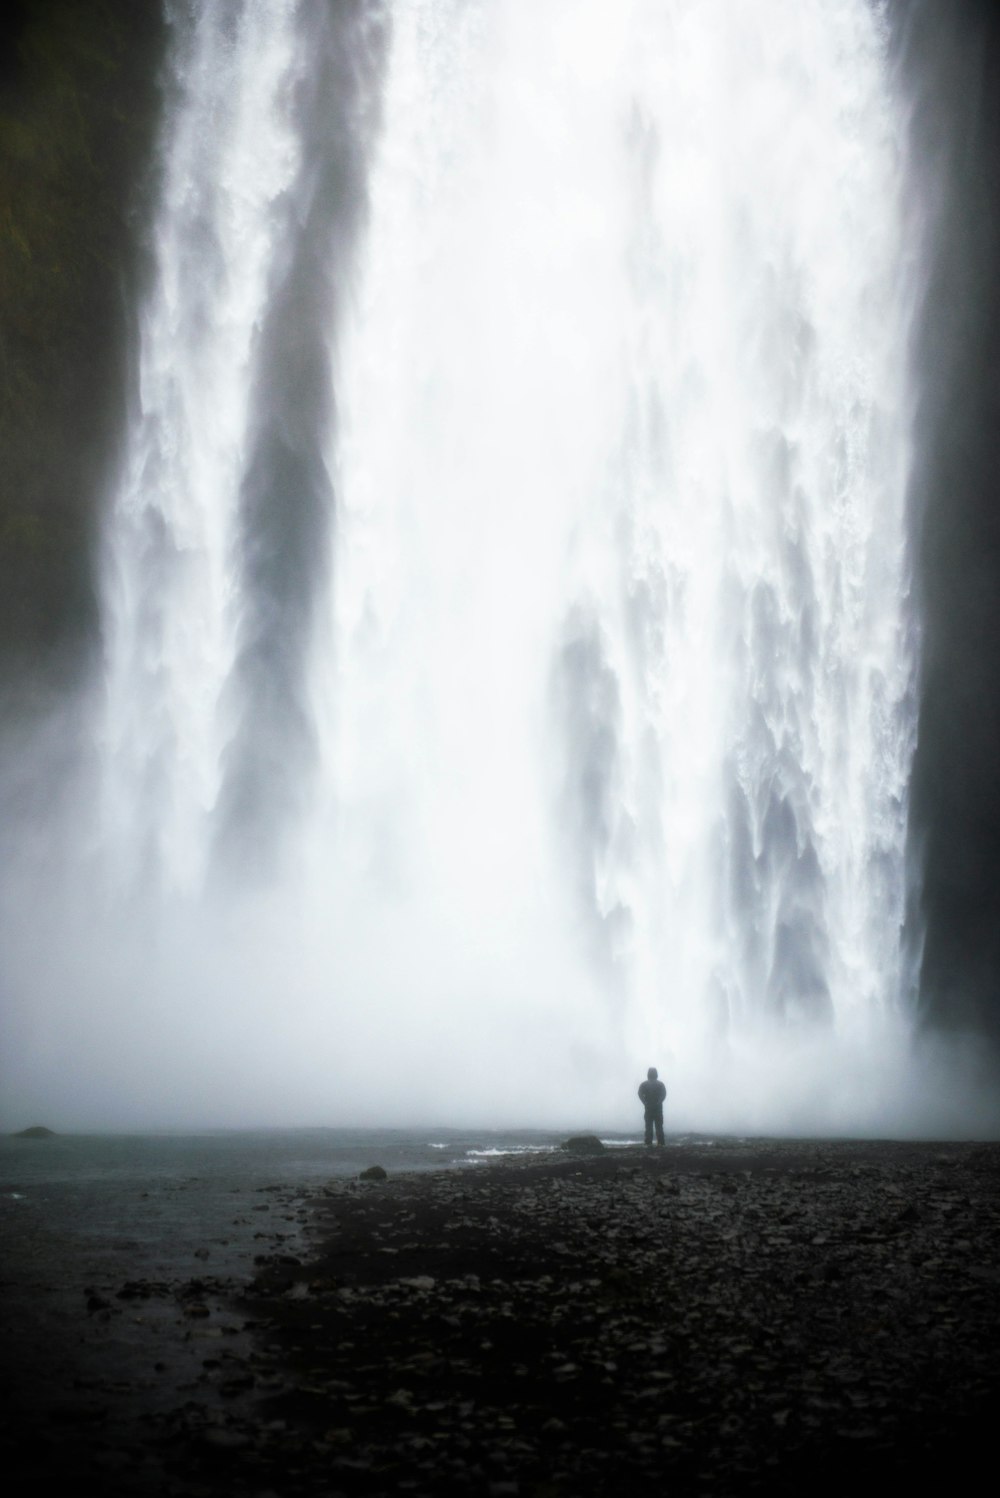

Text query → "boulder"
[562,1135,606,1155]
[359,1164,388,1181]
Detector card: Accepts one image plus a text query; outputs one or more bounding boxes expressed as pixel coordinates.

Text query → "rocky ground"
[4,1138,1000,1494]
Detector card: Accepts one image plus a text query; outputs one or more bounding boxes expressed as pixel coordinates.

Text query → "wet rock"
[116,1280,172,1301]
[562,1135,606,1154]
[8,1138,1000,1496]
[201,1425,250,1449]
[359,1165,388,1181]
[49,1402,109,1424]
[220,1374,255,1396]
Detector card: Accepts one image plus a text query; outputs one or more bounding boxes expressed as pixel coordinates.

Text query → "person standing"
[638,1067,667,1147]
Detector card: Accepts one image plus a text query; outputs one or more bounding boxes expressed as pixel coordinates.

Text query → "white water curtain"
[86,0,918,1128]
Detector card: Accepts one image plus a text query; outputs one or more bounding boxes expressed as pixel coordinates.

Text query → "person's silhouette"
[638,1066,666,1147]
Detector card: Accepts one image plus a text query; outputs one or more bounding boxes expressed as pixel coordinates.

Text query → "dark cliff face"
[0,0,165,691]
[891,0,1000,1042]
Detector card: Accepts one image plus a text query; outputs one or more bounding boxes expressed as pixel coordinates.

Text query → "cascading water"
[102,0,304,894]
[301,0,918,1125]
[10,0,929,1130]
[102,0,386,888]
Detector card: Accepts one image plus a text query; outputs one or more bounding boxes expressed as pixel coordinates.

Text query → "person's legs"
[655,1113,665,1146]
[644,1113,653,1147]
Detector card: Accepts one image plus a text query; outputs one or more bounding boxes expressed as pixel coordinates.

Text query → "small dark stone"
[221,1375,255,1396]
[359,1165,388,1181]
[563,1135,606,1154]
[116,1282,147,1300]
[50,1402,109,1425]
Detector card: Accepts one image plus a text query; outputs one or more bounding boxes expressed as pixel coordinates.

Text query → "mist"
[2,0,1000,1140]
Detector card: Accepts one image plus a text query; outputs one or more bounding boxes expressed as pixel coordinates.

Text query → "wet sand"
[4,1138,1000,1494]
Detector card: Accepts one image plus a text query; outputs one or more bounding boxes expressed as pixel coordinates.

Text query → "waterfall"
[29,0,925,1128]
[101,0,386,888]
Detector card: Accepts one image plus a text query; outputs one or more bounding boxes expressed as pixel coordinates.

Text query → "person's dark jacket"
[638,1078,666,1113]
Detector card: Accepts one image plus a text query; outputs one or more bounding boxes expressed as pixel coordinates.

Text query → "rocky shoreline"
[4,1138,1000,1494]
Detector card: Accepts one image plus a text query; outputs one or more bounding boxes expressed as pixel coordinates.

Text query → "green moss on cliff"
[0,0,165,676]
